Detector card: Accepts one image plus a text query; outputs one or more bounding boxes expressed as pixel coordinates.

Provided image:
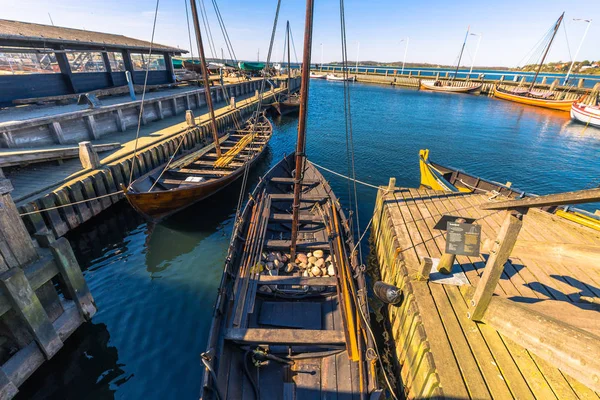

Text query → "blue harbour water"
[17,80,600,399]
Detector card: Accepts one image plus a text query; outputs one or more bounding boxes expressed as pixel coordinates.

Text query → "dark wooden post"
[0,171,37,268]
[54,49,77,94]
[122,50,135,84]
[164,53,176,83]
[469,210,523,321]
[101,51,116,87]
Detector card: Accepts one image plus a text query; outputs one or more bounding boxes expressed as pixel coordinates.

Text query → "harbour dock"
[371,182,600,398]
[314,67,598,99]
[7,77,299,239]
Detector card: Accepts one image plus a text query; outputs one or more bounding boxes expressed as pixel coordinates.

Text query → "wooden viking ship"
[493,13,579,112]
[124,113,272,220]
[124,0,272,221]
[420,79,482,93]
[419,149,600,231]
[200,1,382,398]
[271,21,301,116]
[419,26,482,94]
[326,73,355,82]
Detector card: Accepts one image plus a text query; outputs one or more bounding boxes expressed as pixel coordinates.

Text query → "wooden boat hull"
[571,102,600,128]
[124,114,273,221]
[271,96,301,116]
[200,153,379,399]
[326,74,355,82]
[494,86,576,111]
[420,79,482,93]
[125,163,251,220]
[420,149,600,230]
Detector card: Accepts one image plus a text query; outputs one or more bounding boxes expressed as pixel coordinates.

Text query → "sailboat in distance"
[494,13,580,111]
[420,26,483,94]
[200,0,381,398]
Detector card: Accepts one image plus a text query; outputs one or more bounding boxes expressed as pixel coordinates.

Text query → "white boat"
[420,79,482,94]
[326,73,355,82]
[310,72,326,79]
[571,102,600,128]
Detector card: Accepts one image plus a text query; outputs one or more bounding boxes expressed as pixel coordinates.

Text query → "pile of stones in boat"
[257,249,335,277]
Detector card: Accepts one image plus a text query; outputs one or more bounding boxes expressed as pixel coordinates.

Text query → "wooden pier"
[314,67,597,99]
[12,77,299,239]
[371,183,600,398]
[0,169,95,399]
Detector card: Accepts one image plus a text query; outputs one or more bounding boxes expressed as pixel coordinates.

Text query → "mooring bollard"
[185,110,195,127]
[230,97,236,109]
[78,141,100,170]
[387,177,396,191]
[417,257,433,281]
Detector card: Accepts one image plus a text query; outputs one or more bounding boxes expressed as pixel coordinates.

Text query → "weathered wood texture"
[371,186,600,399]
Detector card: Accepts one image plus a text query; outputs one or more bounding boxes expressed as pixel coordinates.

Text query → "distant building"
[0,19,186,106]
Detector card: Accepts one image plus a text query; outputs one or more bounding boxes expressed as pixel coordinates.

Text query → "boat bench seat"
[265,240,329,250]
[258,275,336,286]
[224,328,345,345]
[270,213,322,223]
[269,194,327,202]
[270,177,319,186]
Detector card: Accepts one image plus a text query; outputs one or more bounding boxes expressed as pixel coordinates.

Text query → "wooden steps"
[224,328,345,345]
[259,275,337,286]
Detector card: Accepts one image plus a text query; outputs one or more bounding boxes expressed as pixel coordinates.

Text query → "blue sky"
[2,0,598,67]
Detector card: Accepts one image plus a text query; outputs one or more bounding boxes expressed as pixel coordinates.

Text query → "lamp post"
[565,18,592,85]
[468,33,482,79]
[320,43,324,71]
[355,41,360,73]
[400,37,409,75]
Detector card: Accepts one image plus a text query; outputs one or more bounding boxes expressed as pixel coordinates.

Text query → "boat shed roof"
[0,19,187,54]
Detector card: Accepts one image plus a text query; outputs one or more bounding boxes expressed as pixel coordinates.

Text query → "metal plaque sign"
[445,221,481,257]
[434,215,476,231]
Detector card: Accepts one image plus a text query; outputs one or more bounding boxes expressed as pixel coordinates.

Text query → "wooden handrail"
[480,188,600,210]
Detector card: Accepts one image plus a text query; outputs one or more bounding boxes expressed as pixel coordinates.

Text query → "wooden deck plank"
[335,351,354,400]
[388,189,471,399]
[451,192,547,300]
[293,360,321,400]
[321,354,338,400]
[403,189,509,399]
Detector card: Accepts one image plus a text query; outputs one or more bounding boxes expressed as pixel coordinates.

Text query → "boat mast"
[452,26,470,81]
[190,0,221,157]
[287,20,291,95]
[529,12,564,92]
[290,0,315,260]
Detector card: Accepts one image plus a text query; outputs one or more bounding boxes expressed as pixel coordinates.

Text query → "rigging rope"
[339,0,363,264]
[229,0,282,248]
[184,0,195,60]
[211,0,238,65]
[127,0,161,187]
[199,0,218,60]
[19,190,124,216]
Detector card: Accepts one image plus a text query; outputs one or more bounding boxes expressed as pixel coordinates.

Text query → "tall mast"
[452,26,470,81]
[190,0,221,157]
[290,0,315,260]
[529,12,564,92]
[287,21,291,95]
